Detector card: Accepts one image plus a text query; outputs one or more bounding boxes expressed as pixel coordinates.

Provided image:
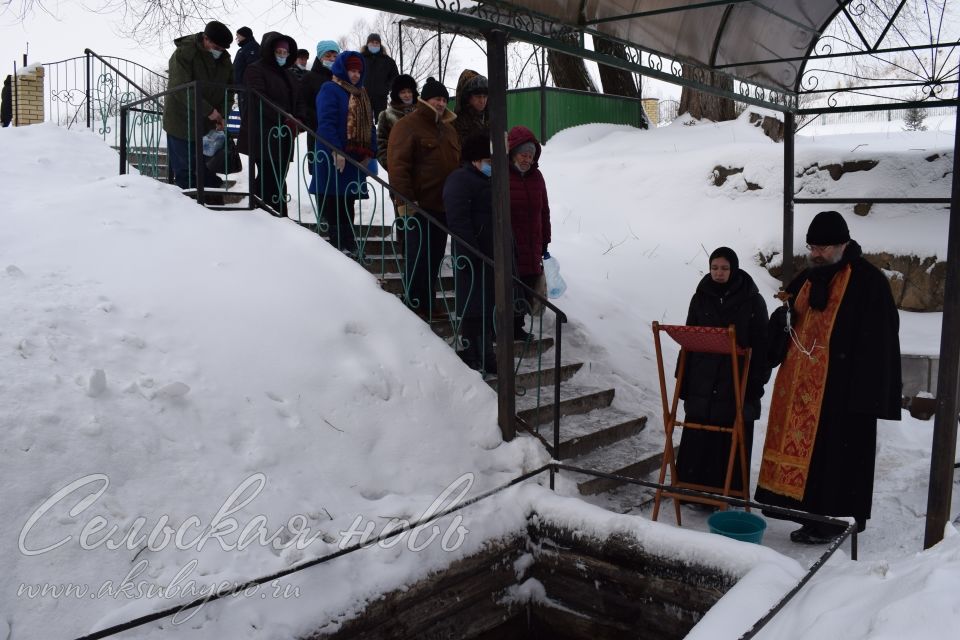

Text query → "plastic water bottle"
[542,252,567,298]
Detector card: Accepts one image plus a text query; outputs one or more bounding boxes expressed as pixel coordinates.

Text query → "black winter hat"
[462,134,492,162]
[709,246,739,272]
[236,26,253,40]
[367,33,382,43]
[806,210,850,246]
[204,21,233,49]
[389,74,419,103]
[420,77,449,101]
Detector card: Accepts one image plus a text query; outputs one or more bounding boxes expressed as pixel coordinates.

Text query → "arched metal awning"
[352,0,959,110]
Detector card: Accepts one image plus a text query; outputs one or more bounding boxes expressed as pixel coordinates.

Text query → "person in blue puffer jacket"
[308,51,377,256]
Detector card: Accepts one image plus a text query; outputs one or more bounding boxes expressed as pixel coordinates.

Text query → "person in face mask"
[297,40,340,168]
[307,51,377,257]
[236,32,301,217]
[290,49,310,80]
[506,126,551,342]
[375,74,418,170]
[443,134,497,375]
[162,20,233,192]
[361,33,399,120]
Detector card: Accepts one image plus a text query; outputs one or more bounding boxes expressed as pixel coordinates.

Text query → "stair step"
[566,432,670,496]
[552,409,648,459]
[516,384,615,427]
[488,361,582,391]
[378,273,455,296]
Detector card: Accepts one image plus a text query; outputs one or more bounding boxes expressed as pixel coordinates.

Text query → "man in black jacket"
[756,211,902,543]
[360,33,398,119]
[233,27,260,113]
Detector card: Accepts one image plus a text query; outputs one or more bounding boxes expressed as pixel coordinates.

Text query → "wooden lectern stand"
[651,322,752,524]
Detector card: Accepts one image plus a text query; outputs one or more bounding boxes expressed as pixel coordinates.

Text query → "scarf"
[333,75,374,158]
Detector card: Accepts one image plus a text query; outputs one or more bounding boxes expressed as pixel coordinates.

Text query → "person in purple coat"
[308,51,377,256]
[508,125,552,341]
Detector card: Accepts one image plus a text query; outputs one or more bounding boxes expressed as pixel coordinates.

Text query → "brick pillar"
[642,98,659,127]
[14,65,45,126]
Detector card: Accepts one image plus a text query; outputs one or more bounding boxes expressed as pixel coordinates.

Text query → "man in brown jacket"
[387,77,460,319]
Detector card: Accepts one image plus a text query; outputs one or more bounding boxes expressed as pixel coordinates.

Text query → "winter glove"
[542,244,549,258]
[767,305,793,367]
[284,118,301,135]
[396,203,412,217]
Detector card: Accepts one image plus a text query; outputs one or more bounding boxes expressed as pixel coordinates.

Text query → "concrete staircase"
[343,222,662,497]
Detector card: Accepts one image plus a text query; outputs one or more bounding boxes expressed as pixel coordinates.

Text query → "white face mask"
[210,49,223,60]
[322,59,334,69]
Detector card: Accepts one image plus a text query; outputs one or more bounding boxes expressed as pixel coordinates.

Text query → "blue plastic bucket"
[707,511,766,544]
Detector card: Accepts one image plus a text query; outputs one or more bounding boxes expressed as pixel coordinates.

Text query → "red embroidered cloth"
[659,324,748,355]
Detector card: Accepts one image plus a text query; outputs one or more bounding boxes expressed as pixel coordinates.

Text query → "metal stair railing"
[120,81,569,454]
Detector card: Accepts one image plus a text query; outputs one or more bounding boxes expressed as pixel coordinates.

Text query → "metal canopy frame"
[336,0,960,551]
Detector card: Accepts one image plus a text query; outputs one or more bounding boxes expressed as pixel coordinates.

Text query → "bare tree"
[678,66,737,122]
[548,33,596,92]
[593,36,638,98]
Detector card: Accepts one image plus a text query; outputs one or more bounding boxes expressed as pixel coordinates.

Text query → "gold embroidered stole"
[757,265,852,500]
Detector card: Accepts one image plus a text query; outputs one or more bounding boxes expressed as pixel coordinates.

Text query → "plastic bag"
[202,129,226,157]
[542,252,567,298]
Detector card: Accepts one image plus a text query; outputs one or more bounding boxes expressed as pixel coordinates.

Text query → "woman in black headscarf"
[675,247,772,496]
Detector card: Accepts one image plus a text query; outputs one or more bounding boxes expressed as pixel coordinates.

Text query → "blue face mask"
[322,59,334,69]
[210,49,223,60]
[479,162,492,177]
[275,55,287,66]
[368,45,381,54]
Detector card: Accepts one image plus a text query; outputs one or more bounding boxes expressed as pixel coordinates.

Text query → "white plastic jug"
[542,253,567,299]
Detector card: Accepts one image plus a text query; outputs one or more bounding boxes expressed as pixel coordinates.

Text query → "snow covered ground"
[1,114,958,640]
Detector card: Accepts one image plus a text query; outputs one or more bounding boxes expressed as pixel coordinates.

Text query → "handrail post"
[85,50,91,130]
[488,28,516,442]
[193,82,205,205]
[119,106,128,175]
[551,317,563,489]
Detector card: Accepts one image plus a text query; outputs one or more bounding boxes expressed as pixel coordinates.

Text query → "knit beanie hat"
[345,55,364,72]
[390,74,419,103]
[806,211,850,246]
[367,33,382,43]
[236,26,253,40]
[462,134,492,162]
[511,141,536,157]
[709,246,739,272]
[204,21,233,49]
[316,40,340,57]
[420,77,449,101]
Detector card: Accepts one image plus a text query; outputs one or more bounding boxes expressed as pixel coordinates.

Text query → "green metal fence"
[506,87,648,142]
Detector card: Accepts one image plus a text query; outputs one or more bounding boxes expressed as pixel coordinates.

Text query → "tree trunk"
[678,64,737,121]
[593,37,638,99]
[547,34,597,92]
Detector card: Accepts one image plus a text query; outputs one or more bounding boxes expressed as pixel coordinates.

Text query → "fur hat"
[461,74,488,97]
[420,77,449,101]
[806,211,850,246]
[204,21,233,49]
[236,26,253,41]
[709,246,739,272]
[316,40,340,57]
[390,74,419,103]
[462,134,492,162]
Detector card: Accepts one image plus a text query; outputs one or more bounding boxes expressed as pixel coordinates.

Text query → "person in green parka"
[162,20,234,190]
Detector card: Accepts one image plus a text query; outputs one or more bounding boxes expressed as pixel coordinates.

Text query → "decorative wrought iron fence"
[43,50,166,145]
[121,82,568,446]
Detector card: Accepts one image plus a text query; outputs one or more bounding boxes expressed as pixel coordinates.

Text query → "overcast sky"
[0,1,385,75]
